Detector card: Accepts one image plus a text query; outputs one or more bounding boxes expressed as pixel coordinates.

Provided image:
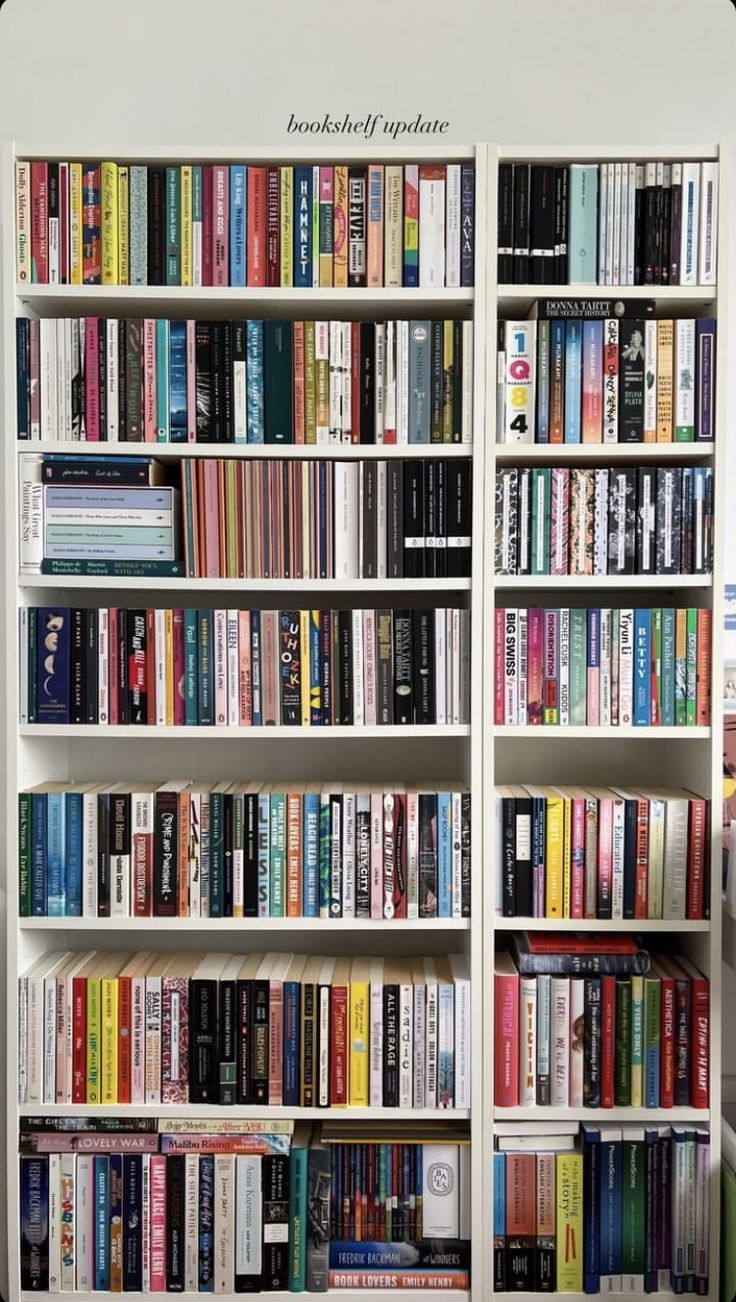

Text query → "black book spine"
[210,322,224,444]
[661,173,672,286]
[634,167,645,286]
[48,163,59,276]
[669,174,683,285]
[423,460,437,579]
[195,321,212,443]
[97,792,110,918]
[502,795,516,917]
[460,162,475,288]
[165,1153,186,1291]
[653,173,663,286]
[555,165,569,284]
[452,319,463,442]
[376,610,393,725]
[622,798,637,919]
[218,974,237,1105]
[387,462,403,578]
[244,793,259,917]
[655,466,682,576]
[153,790,178,917]
[279,610,301,725]
[84,608,98,723]
[221,320,233,443]
[198,1155,215,1289]
[643,170,656,286]
[338,609,353,725]
[128,609,147,724]
[412,610,435,725]
[359,321,375,443]
[461,790,472,918]
[301,980,317,1105]
[607,468,637,575]
[189,979,219,1104]
[392,610,413,725]
[362,461,377,579]
[223,792,234,917]
[497,161,514,283]
[251,979,269,1104]
[635,467,657,575]
[347,168,367,288]
[617,320,645,443]
[402,461,425,578]
[515,794,533,916]
[355,802,371,918]
[512,163,530,284]
[147,166,166,285]
[418,792,437,918]
[435,459,447,578]
[236,979,252,1104]
[20,1155,49,1291]
[118,319,128,442]
[71,607,85,724]
[122,1153,143,1290]
[682,466,694,575]
[382,984,399,1105]
[529,163,556,283]
[446,459,472,577]
[262,1154,290,1290]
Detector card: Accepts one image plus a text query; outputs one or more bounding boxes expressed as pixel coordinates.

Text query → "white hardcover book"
[342,790,356,919]
[351,608,365,725]
[235,1154,262,1282]
[451,790,462,920]
[502,321,536,443]
[97,608,109,725]
[369,956,384,1107]
[558,606,569,726]
[384,319,396,440]
[422,1145,460,1236]
[461,319,474,443]
[611,162,622,283]
[374,322,385,443]
[317,956,335,1107]
[82,788,99,917]
[550,975,570,1107]
[610,792,625,919]
[399,320,410,442]
[184,1153,199,1290]
[43,970,58,1103]
[47,1151,61,1291]
[412,962,426,1106]
[437,972,455,1108]
[599,608,612,726]
[519,974,537,1107]
[680,162,701,285]
[493,790,503,917]
[568,977,585,1107]
[48,200,60,285]
[214,609,227,725]
[419,170,446,288]
[18,976,28,1103]
[328,320,341,443]
[406,788,419,919]
[315,322,330,443]
[503,608,518,725]
[398,971,413,1108]
[662,793,689,919]
[645,793,665,919]
[188,789,202,919]
[106,317,119,440]
[496,349,506,436]
[618,608,634,726]
[593,469,609,574]
[40,316,57,441]
[423,956,439,1109]
[19,451,44,574]
[214,1154,235,1294]
[62,317,73,440]
[604,162,615,286]
[363,609,377,726]
[698,161,718,285]
[674,318,696,437]
[626,162,637,285]
[376,459,388,577]
[226,609,239,727]
[644,319,657,438]
[445,164,461,288]
[443,609,454,727]
[597,162,608,285]
[395,320,405,444]
[517,607,528,725]
[435,614,447,725]
[602,318,619,444]
[76,1154,94,1290]
[536,972,551,1103]
[449,952,470,1108]
[154,609,166,725]
[459,608,471,726]
[144,971,163,1105]
[342,322,352,441]
[619,163,628,285]
[233,337,247,444]
[334,461,358,577]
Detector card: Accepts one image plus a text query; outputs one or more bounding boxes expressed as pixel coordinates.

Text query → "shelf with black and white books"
[485,142,727,1301]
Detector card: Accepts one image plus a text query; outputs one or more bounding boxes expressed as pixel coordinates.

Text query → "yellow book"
[559,791,572,919]
[656,319,674,443]
[333,165,348,288]
[165,609,174,725]
[348,957,371,1106]
[69,162,83,285]
[630,973,644,1106]
[100,975,119,1104]
[304,321,317,443]
[556,1152,584,1292]
[442,319,454,443]
[279,166,294,287]
[544,792,564,918]
[299,611,311,726]
[86,974,102,1103]
[101,161,119,285]
[181,165,193,287]
[117,165,129,285]
[309,611,321,720]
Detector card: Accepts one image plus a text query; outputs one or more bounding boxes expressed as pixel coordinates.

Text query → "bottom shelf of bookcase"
[18,1293,470,1302]
[16,1104,472,1122]
[494,1106,710,1122]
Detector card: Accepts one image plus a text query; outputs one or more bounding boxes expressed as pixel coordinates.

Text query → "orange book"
[218,460,227,576]
[330,957,351,1105]
[178,790,190,917]
[164,610,174,725]
[247,166,267,286]
[505,1152,536,1289]
[238,610,252,725]
[286,791,303,916]
[696,608,712,725]
[656,320,674,443]
[333,166,348,287]
[366,164,384,287]
[236,460,246,578]
[536,1153,556,1286]
[293,321,305,443]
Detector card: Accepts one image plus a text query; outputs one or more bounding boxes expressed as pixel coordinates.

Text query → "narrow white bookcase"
[1,141,488,1302]
[484,143,728,1302]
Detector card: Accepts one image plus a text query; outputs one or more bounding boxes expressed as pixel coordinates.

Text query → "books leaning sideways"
[493,1123,710,1294]
[19,1116,471,1292]
[494,935,710,1110]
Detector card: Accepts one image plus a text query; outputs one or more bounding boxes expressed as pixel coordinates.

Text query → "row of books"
[494,785,709,922]
[22,606,471,728]
[494,938,710,1110]
[19,781,471,921]
[20,1118,470,1293]
[498,312,716,444]
[18,949,471,1110]
[494,466,713,578]
[497,160,718,286]
[494,606,712,728]
[492,1124,709,1294]
[16,316,475,446]
[16,160,476,289]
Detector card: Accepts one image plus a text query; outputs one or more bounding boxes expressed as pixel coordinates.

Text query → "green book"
[622,1126,646,1292]
[630,974,644,1107]
[19,792,31,917]
[643,973,661,1107]
[264,320,294,443]
[289,1135,309,1291]
[569,608,587,725]
[615,976,632,1106]
[155,319,170,442]
[686,608,697,726]
[270,792,286,916]
[531,468,551,575]
[165,165,181,285]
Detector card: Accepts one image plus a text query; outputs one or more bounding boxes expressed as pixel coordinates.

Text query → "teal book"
[289,1139,309,1291]
[155,319,170,442]
[165,165,181,285]
[568,164,598,285]
[569,607,587,725]
[263,321,293,443]
[319,792,330,918]
[531,467,551,575]
[257,790,270,917]
[46,789,66,917]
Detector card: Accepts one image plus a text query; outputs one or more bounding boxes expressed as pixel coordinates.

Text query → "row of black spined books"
[498,159,717,286]
[16,159,475,288]
[16,316,474,445]
[21,606,471,727]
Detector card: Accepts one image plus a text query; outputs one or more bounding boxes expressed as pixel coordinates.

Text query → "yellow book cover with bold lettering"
[300,611,311,726]
[279,167,294,287]
[442,319,454,442]
[181,165,193,287]
[101,976,119,1104]
[304,321,317,443]
[165,609,174,725]
[348,961,370,1106]
[656,319,674,443]
[560,793,572,918]
[86,976,102,1103]
[101,161,119,285]
[117,165,129,285]
[545,793,564,918]
[556,1152,583,1292]
[630,973,644,1106]
[69,163,83,285]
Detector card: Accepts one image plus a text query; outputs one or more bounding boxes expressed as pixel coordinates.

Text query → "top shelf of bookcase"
[15,285,475,316]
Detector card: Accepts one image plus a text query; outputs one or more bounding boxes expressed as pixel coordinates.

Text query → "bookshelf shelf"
[18,723,471,738]
[17,284,475,314]
[493,574,711,590]
[19,916,472,932]
[18,440,473,459]
[19,1294,470,1302]
[493,725,711,739]
[18,1103,472,1122]
[493,917,711,933]
[495,1106,711,1123]
[18,575,473,593]
[494,441,715,463]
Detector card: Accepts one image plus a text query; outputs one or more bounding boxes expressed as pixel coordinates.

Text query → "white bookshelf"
[485,142,728,1302]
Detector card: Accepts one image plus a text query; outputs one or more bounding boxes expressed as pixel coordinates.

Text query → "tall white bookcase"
[0,140,727,1301]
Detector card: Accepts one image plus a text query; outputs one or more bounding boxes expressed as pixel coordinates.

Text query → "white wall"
[0,0,735,1292]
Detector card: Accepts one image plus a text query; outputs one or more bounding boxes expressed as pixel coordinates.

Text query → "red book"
[652,958,675,1108]
[213,164,229,286]
[266,166,280,287]
[117,974,132,1103]
[81,163,101,284]
[330,966,349,1105]
[696,609,712,725]
[351,321,361,443]
[202,165,214,287]
[494,952,519,1107]
[494,609,505,725]
[108,608,119,725]
[673,955,709,1107]
[687,796,709,919]
[293,321,305,444]
[600,974,615,1107]
[71,975,87,1104]
[30,161,49,283]
[84,317,101,441]
[247,166,267,286]
[172,609,185,727]
[526,607,543,726]
[59,162,68,284]
[523,932,638,955]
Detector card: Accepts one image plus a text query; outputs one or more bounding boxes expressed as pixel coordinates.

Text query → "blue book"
[20,1155,49,1291]
[64,791,83,916]
[568,164,598,284]
[294,166,313,287]
[46,790,66,916]
[564,319,582,442]
[319,792,330,916]
[229,165,247,287]
[661,608,675,726]
[582,1126,601,1293]
[31,792,47,916]
[94,1156,110,1291]
[309,609,321,725]
[197,609,214,725]
[282,979,301,1105]
[155,320,170,442]
[634,609,651,726]
[184,610,198,725]
[289,1143,309,1290]
[17,318,29,437]
[257,790,270,917]
[302,791,320,918]
[246,320,264,443]
[408,321,431,444]
[169,321,187,442]
[198,1153,215,1292]
[250,609,262,727]
[43,484,177,510]
[598,1128,622,1291]
[36,607,71,724]
[437,792,452,917]
[122,1154,143,1291]
[493,1152,506,1292]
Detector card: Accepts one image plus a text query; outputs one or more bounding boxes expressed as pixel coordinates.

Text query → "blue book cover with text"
[294,166,313,287]
[169,320,187,442]
[65,790,83,916]
[46,790,66,916]
[303,791,320,917]
[564,319,583,442]
[246,320,264,443]
[229,165,246,286]
[437,792,452,917]
[634,609,651,726]
[94,1156,110,1291]
[582,1125,601,1293]
[36,607,71,724]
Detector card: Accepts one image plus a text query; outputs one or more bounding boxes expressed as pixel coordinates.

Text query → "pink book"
[213,164,229,286]
[84,317,100,440]
[494,609,505,725]
[202,165,214,286]
[549,468,570,575]
[370,790,383,919]
[494,956,519,1107]
[172,609,185,726]
[161,976,189,1104]
[29,319,41,438]
[186,320,197,441]
[363,610,376,725]
[214,609,227,726]
[543,610,559,725]
[268,976,284,1105]
[319,167,334,288]
[247,166,267,286]
[527,607,544,726]
[143,319,157,443]
[202,459,221,577]
[581,319,603,443]
[570,797,586,919]
[54,975,67,1102]
[149,1155,167,1291]
[366,163,384,287]
[130,975,147,1101]
[596,796,613,917]
[238,609,252,725]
